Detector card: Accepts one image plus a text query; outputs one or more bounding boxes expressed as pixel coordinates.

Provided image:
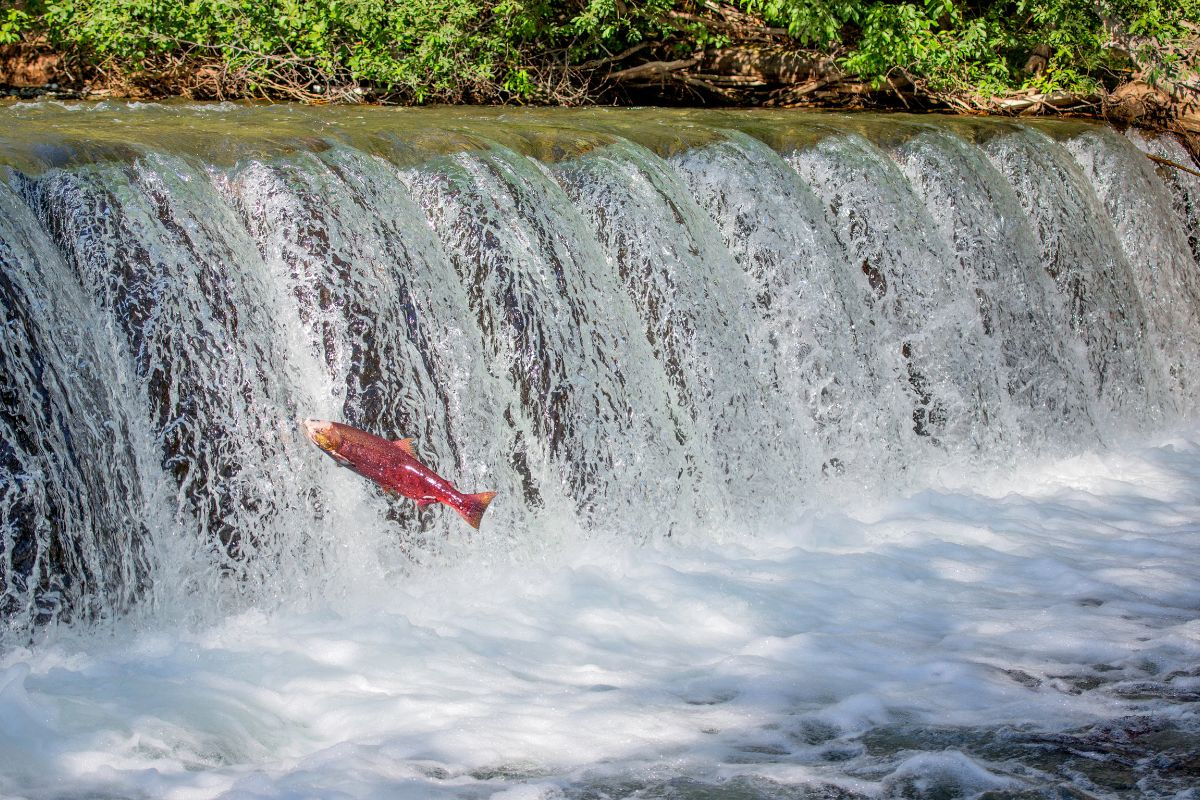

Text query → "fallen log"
[699,46,842,85]
[609,57,700,82]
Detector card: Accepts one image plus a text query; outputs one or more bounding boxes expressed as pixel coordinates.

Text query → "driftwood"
[989,90,1102,114]
[609,57,700,82]
[700,47,842,85]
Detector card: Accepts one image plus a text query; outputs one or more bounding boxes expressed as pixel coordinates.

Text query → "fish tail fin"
[458,491,497,530]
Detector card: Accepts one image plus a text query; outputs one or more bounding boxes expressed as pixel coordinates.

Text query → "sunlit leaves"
[0,0,1195,102]
[742,0,1197,96]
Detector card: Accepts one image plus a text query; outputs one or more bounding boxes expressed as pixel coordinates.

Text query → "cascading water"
[1,104,1198,799]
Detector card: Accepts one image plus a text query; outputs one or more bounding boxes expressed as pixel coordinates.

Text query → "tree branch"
[1145,152,1200,179]
[608,57,699,82]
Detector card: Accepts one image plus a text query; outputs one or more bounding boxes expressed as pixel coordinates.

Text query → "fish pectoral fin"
[393,437,417,457]
[415,496,437,508]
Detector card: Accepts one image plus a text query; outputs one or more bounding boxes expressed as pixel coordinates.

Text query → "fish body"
[302,419,496,529]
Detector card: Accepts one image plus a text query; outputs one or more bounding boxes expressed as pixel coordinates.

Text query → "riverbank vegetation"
[0,1,1197,133]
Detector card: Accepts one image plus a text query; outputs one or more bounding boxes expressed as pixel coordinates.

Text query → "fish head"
[301,419,344,454]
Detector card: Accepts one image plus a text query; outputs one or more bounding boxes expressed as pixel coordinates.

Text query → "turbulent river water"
[1,103,1199,799]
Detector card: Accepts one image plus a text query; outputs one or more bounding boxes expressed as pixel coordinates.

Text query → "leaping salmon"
[301,419,496,529]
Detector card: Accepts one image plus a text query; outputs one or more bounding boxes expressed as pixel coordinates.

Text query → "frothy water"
[1,104,1198,798]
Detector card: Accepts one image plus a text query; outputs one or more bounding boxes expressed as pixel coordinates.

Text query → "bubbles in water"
[0,108,1197,636]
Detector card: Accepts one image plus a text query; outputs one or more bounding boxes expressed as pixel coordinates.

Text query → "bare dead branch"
[609,57,699,82]
[579,42,652,71]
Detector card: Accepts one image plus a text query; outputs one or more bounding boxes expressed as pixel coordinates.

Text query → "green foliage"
[0,0,1196,102]
[0,0,705,100]
[0,7,29,44]
[532,0,704,63]
[742,0,1199,97]
[739,0,861,45]
[3,0,548,99]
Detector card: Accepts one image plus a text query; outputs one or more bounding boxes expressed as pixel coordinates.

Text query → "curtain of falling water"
[1,106,1198,639]
[979,125,1164,420]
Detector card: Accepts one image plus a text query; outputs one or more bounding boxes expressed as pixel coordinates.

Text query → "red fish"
[301,419,496,529]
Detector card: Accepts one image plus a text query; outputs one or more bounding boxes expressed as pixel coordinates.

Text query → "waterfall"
[2,104,1197,639]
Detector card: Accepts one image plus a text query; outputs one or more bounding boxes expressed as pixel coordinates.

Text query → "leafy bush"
[6,0,551,100]
[0,0,1196,102]
[743,0,1200,96]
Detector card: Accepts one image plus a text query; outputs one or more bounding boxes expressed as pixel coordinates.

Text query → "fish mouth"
[301,419,340,451]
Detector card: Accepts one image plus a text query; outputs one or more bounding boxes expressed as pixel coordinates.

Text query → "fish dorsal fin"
[393,437,416,457]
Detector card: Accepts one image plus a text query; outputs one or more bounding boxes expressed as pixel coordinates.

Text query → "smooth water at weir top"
[1,103,1199,799]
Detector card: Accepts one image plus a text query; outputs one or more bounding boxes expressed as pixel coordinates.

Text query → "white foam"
[3,429,1200,798]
